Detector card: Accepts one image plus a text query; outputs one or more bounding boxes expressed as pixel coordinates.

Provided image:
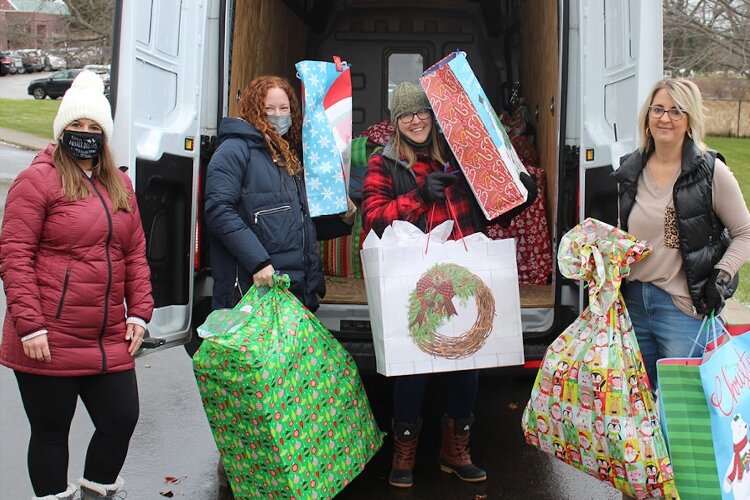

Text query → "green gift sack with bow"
[193,275,384,499]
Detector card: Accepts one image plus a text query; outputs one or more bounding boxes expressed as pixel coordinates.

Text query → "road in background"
[0,143,34,177]
[0,72,46,100]
[0,143,34,215]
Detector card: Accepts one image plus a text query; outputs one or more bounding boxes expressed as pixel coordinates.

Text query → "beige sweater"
[626,158,750,317]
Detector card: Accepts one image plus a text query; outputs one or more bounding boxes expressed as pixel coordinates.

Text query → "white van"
[110,0,663,367]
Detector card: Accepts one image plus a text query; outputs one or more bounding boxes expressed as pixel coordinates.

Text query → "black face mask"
[61,131,104,160]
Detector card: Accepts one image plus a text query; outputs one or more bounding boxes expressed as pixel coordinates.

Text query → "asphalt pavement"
[0,71,49,100]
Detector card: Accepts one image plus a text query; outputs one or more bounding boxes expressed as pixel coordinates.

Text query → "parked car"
[9,52,25,73]
[83,64,110,86]
[27,69,82,99]
[0,51,15,76]
[16,49,45,73]
[61,46,110,69]
[43,50,67,71]
[83,64,110,74]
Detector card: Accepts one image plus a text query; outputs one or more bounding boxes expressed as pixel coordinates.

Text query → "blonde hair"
[53,141,132,212]
[237,76,303,176]
[638,78,707,155]
[394,116,448,169]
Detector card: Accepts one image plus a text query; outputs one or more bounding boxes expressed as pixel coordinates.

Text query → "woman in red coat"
[0,71,153,500]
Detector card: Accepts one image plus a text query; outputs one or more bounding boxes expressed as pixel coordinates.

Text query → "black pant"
[393,369,479,423]
[14,370,139,496]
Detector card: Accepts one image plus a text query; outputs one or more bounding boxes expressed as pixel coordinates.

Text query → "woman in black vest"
[613,78,750,390]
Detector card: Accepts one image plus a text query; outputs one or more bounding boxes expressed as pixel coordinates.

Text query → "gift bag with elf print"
[522,218,677,499]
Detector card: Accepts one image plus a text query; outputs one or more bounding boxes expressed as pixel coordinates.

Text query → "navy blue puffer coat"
[204,118,325,311]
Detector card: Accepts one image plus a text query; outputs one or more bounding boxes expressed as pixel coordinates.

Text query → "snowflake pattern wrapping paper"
[521,218,678,499]
[296,58,352,217]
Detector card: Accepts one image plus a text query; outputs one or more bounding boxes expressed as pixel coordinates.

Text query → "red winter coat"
[0,144,153,376]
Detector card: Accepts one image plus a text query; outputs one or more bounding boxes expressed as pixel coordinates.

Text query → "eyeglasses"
[648,105,686,121]
[398,109,431,124]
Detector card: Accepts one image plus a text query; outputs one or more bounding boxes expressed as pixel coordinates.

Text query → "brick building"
[0,0,69,50]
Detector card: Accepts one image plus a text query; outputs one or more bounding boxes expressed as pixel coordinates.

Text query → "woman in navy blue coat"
[204,75,352,312]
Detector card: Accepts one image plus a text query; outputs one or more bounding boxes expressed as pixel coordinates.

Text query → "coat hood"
[33,143,57,168]
[216,117,266,149]
[380,138,413,171]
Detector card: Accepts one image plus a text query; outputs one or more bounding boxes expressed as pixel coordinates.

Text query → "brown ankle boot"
[217,460,235,499]
[389,420,422,488]
[439,416,487,482]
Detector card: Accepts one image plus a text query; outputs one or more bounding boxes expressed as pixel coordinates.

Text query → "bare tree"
[58,0,115,64]
[664,0,750,76]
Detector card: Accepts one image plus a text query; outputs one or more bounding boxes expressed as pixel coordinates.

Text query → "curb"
[0,139,39,152]
[0,127,51,152]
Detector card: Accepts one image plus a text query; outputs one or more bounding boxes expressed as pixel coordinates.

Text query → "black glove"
[419,172,457,203]
[703,268,733,315]
[496,172,539,227]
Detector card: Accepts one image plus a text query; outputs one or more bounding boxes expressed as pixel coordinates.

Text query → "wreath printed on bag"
[408,263,495,358]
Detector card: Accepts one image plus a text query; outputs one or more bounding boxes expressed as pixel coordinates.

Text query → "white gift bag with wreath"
[361,220,524,376]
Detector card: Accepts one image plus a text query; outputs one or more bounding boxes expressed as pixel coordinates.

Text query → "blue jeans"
[622,281,716,391]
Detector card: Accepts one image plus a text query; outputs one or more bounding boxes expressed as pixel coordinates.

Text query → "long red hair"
[237,76,303,175]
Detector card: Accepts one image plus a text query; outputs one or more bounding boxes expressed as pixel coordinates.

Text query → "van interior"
[196,0,574,360]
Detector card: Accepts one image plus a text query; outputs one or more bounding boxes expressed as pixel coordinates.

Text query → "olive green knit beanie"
[390,82,431,124]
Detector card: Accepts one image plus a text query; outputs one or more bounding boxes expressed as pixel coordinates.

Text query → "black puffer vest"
[613,139,728,315]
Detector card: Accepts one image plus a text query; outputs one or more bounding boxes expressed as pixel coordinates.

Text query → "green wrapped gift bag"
[193,275,384,499]
[657,359,721,499]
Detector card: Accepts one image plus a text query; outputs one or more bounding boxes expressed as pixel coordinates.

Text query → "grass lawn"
[705,136,750,304]
[0,98,60,140]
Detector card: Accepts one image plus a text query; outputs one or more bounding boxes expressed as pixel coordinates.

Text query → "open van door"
[109,0,209,349]
[576,0,663,225]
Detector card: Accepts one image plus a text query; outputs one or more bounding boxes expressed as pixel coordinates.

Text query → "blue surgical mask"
[267,114,292,135]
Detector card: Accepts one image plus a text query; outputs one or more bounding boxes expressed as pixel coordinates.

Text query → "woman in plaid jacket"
[361,82,536,489]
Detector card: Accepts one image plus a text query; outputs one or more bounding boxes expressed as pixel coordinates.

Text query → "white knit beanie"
[53,70,113,141]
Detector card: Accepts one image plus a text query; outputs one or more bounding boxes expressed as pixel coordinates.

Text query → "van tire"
[183,296,213,357]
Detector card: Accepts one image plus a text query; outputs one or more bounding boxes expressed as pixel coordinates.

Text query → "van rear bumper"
[335,332,556,375]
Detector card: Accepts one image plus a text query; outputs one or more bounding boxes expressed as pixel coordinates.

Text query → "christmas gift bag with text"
[699,320,750,500]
